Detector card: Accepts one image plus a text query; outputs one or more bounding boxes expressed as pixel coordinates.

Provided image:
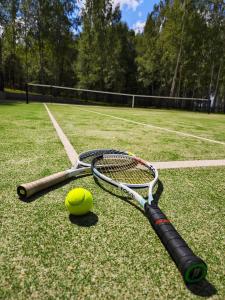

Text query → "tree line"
[0,0,224,111]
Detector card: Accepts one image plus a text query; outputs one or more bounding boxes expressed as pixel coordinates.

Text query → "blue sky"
[114,0,159,33]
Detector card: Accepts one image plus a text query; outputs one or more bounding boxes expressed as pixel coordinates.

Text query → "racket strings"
[79,149,125,165]
[79,150,108,164]
[96,156,154,184]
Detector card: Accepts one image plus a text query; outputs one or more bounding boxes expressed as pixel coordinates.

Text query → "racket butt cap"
[17,186,27,199]
[180,256,207,284]
[144,203,207,284]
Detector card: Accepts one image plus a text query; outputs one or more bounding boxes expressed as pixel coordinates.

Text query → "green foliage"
[0,0,224,111]
[1,0,79,88]
[0,0,11,91]
[76,0,137,92]
[136,0,225,110]
[4,53,24,87]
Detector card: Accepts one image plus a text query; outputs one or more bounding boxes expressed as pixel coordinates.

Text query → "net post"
[25,83,29,104]
[132,95,135,108]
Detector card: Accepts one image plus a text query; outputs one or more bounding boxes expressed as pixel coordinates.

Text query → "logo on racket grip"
[155,219,170,225]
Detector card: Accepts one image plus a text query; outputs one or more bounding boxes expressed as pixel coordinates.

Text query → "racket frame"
[91,154,207,284]
[17,149,130,199]
[92,154,158,206]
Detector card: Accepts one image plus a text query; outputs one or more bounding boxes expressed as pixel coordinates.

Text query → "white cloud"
[113,0,143,11]
[78,0,143,12]
[132,20,145,33]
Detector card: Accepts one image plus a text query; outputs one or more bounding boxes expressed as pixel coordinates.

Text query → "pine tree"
[0,0,10,91]
[76,0,137,92]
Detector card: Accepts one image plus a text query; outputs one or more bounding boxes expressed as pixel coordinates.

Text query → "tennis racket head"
[78,149,132,167]
[91,154,158,189]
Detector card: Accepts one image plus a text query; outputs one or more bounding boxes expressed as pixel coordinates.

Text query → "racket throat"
[119,185,146,208]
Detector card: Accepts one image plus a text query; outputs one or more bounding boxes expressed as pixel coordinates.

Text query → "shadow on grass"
[69,212,98,227]
[17,172,93,202]
[152,180,164,205]
[186,279,217,297]
[94,177,164,217]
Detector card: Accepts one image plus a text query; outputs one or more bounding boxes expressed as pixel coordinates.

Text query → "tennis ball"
[65,188,93,216]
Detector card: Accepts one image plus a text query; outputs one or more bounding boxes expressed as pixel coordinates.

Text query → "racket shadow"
[186,279,217,297]
[94,177,164,217]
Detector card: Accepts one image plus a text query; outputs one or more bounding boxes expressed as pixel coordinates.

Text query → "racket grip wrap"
[145,204,207,283]
[17,170,70,199]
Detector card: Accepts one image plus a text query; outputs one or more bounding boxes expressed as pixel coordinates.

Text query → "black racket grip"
[145,203,207,283]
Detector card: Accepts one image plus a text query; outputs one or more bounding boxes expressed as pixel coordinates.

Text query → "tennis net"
[26,83,211,113]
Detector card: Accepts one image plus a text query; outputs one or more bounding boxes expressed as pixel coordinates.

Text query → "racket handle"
[145,204,207,283]
[17,170,70,199]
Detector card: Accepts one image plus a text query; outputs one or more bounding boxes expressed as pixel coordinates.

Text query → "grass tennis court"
[0,102,225,299]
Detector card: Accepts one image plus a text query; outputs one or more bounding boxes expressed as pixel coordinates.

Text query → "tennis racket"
[91,154,207,283]
[17,149,131,200]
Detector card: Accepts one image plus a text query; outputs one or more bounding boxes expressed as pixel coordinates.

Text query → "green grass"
[0,102,225,299]
[50,104,225,161]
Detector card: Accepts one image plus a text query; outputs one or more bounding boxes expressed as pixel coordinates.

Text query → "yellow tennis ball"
[65,188,93,216]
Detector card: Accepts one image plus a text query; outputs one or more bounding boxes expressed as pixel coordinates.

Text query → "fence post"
[207,96,211,114]
[25,83,28,104]
[132,95,135,108]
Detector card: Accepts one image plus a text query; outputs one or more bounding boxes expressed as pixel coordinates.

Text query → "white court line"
[153,160,225,169]
[46,103,225,169]
[76,106,225,146]
[44,103,78,165]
